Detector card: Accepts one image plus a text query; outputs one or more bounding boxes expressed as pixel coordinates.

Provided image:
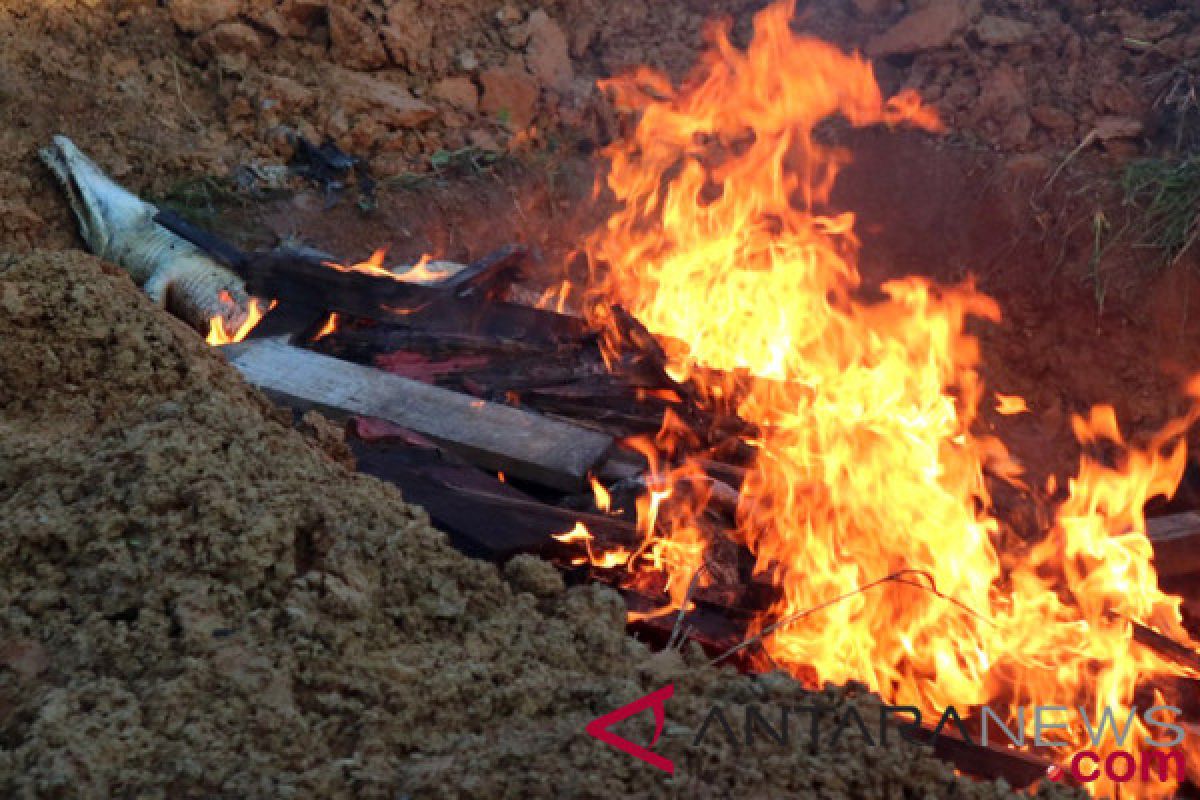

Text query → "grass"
[1147,56,1200,154]
[1120,156,1200,269]
[148,175,246,227]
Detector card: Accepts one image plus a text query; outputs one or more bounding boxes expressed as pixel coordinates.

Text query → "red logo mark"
[585,684,675,774]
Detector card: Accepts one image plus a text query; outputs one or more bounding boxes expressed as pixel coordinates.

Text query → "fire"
[552,522,631,569]
[323,250,450,285]
[577,2,1200,795]
[995,393,1029,415]
[325,247,391,277]
[313,312,340,342]
[536,279,574,314]
[590,475,612,513]
[205,294,272,345]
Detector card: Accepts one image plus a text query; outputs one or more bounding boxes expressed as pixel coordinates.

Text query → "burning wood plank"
[350,433,639,557]
[1148,511,1200,579]
[222,337,613,491]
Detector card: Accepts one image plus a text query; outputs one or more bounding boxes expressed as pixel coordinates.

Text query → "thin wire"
[707,568,994,667]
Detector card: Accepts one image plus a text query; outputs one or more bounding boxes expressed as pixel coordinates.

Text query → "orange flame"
[552,522,631,569]
[312,312,341,342]
[571,2,1200,795]
[995,393,1029,415]
[323,250,449,285]
[205,294,273,345]
[590,475,612,513]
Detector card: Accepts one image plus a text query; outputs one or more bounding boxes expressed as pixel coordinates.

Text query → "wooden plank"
[350,439,637,561]
[1148,512,1200,579]
[350,441,562,561]
[223,338,613,491]
[910,727,1057,789]
[432,243,525,297]
[235,248,451,318]
[626,591,1060,790]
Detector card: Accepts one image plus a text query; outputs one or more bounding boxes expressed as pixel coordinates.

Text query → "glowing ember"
[572,1,1200,795]
[552,522,631,569]
[205,294,273,345]
[323,250,452,285]
[313,312,341,342]
[590,475,612,513]
[324,248,391,277]
[995,393,1029,415]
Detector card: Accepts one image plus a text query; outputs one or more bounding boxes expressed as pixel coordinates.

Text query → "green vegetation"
[1120,156,1200,269]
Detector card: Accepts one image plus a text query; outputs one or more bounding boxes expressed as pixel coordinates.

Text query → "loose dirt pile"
[0,251,1083,798]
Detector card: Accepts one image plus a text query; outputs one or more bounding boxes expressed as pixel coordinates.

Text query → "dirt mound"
[0,251,1079,797]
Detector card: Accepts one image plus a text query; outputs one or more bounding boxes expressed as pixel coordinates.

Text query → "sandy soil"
[0,251,1085,798]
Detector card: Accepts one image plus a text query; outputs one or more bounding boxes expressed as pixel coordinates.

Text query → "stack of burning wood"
[41,135,1200,794]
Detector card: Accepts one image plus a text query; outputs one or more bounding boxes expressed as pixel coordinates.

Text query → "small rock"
[167,0,241,34]
[480,65,539,129]
[0,638,48,681]
[331,67,437,128]
[278,0,325,35]
[194,22,265,61]
[1005,153,1051,179]
[380,2,431,69]
[977,63,1026,119]
[973,15,1034,46]
[851,0,892,15]
[524,10,574,92]
[467,129,501,152]
[1030,104,1075,132]
[372,152,412,179]
[866,0,982,57]
[457,50,480,72]
[431,76,479,112]
[1092,115,1143,142]
[998,111,1032,150]
[247,6,291,38]
[258,74,316,114]
[496,2,522,25]
[0,283,22,315]
[328,6,389,70]
[503,555,565,599]
[1097,82,1144,117]
[1113,10,1181,42]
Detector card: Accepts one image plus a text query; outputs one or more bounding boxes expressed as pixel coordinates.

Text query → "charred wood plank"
[432,243,526,298]
[351,439,635,561]
[1125,616,1200,674]
[222,337,613,491]
[403,297,590,344]
[908,728,1057,789]
[235,247,446,318]
[1148,512,1200,579]
[350,440,557,561]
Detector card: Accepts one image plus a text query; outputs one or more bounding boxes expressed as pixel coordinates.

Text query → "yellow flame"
[205,295,272,345]
[569,2,1200,795]
[313,312,341,342]
[590,475,612,513]
[995,393,1029,415]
